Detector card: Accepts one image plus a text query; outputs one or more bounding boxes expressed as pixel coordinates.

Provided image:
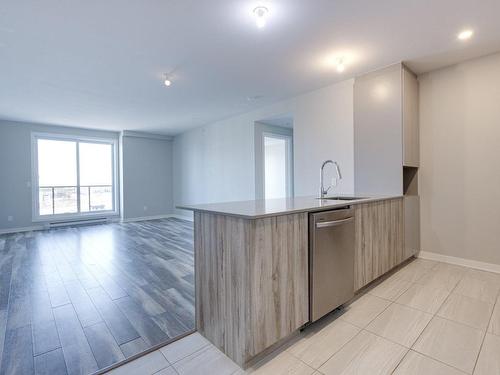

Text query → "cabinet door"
[354,64,403,196]
[404,196,420,259]
[372,199,403,280]
[354,203,375,290]
[354,199,404,290]
[403,68,419,167]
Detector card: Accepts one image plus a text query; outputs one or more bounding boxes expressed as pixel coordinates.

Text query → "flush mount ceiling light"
[247,95,264,102]
[336,57,346,73]
[163,74,172,87]
[253,5,269,28]
[457,29,474,41]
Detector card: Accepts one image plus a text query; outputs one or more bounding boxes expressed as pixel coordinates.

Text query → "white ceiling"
[1,0,500,135]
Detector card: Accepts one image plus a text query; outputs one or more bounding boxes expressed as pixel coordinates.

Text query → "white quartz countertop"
[177,195,402,219]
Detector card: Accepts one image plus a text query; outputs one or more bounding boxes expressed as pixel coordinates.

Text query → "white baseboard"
[0,225,44,235]
[0,214,193,234]
[121,214,172,223]
[168,214,193,222]
[121,214,193,223]
[418,251,500,274]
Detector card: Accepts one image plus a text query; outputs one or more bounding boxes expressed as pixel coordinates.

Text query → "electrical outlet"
[7,216,13,222]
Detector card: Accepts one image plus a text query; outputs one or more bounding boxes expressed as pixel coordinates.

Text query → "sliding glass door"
[33,133,118,221]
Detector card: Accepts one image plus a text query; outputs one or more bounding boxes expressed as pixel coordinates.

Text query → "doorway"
[255,116,294,200]
[263,133,293,199]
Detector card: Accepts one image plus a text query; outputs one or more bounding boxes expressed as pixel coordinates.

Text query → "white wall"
[121,135,173,220]
[293,80,354,197]
[419,52,500,266]
[172,118,256,217]
[173,79,354,216]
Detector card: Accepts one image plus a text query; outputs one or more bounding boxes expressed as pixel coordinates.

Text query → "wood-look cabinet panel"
[195,212,250,362]
[354,198,404,290]
[403,68,419,167]
[354,203,374,290]
[250,213,309,356]
[195,212,308,367]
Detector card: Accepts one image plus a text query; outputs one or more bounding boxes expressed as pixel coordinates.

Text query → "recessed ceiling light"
[163,74,172,87]
[253,6,269,28]
[457,29,474,41]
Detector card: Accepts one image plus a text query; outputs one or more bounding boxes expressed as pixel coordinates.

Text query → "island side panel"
[249,212,309,360]
[194,211,309,367]
[195,212,251,365]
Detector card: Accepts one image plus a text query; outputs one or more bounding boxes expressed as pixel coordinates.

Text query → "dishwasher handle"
[316,217,354,228]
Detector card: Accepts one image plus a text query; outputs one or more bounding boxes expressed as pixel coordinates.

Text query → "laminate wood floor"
[0,218,194,375]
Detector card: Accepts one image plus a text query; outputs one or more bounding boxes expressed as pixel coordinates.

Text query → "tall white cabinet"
[354,63,420,259]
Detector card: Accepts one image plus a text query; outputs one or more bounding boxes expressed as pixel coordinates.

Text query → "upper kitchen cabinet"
[354,63,419,195]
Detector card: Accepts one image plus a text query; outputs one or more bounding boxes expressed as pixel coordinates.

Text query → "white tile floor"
[106,258,500,375]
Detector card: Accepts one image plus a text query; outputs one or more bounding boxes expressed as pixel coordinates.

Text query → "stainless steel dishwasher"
[309,207,355,322]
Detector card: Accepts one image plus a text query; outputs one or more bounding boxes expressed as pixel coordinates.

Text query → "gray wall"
[0,120,119,231]
[419,52,500,266]
[121,135,173,220]
[0,121,174,231]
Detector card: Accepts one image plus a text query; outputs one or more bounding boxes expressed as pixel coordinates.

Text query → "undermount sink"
[317,196,366,201]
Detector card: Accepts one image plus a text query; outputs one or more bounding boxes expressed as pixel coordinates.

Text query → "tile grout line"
[471,290,499,374]
[389,347,411,374]
[408,268,497,374]
[305,294,398,371]
[289,261,442,373]
[392,266,463,374]
[408,348,470,374]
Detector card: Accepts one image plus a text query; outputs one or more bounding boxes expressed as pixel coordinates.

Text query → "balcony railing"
[39,185,113,216]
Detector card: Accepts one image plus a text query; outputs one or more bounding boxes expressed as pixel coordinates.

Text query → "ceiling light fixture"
[336,58,345,73]
[457,29,474,41]
[163,74,172,87]
[253,6,269,28]
[247,95,264,102]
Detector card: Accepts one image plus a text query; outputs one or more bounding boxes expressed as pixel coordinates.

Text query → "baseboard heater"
[45,217,110,229]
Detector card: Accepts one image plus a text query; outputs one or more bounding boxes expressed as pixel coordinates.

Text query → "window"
[263,133,293,199]
[32,133,118,220]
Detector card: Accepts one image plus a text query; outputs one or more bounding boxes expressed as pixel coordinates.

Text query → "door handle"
[316,217,354,228]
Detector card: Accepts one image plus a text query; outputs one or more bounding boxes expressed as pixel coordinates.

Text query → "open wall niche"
[403,166,418,196]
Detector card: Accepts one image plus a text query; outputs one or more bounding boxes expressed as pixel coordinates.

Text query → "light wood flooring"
[0,218,194,375]
[111,258,500,375]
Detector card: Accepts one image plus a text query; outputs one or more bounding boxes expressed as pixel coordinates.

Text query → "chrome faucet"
[319,160,342,198]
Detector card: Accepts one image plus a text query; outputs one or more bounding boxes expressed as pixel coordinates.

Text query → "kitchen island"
[178,195,407,367]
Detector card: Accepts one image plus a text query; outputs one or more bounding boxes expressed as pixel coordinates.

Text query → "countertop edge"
[176,195,403,219]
